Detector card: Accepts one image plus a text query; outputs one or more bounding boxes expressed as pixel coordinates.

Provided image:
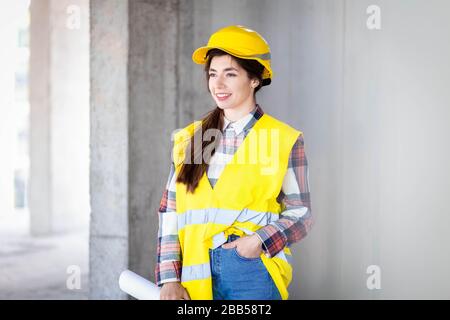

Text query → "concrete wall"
[89,0,450,299]
[290,0,450,300]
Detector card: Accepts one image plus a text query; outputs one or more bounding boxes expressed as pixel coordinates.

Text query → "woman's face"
[208,55,257,112]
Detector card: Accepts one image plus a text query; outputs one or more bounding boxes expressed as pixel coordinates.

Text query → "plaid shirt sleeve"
[154,162,182,286]
[255,133,314,258]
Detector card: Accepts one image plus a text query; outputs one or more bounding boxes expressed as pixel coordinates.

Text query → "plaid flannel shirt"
[155,104,313,285]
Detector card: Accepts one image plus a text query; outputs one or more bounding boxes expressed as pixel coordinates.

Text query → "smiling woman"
[207,51,264,119]
[176,48,266,193]
[155,25,313,301]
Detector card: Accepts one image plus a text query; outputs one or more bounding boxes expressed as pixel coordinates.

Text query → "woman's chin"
[216,103,233,110]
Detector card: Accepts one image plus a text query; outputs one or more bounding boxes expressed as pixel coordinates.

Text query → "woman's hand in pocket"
[222,234,264,259]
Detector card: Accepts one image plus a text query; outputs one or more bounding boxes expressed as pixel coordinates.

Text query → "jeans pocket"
[232,247,262,262]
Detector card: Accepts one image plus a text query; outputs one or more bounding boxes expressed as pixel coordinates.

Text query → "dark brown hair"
[176,49,266,193]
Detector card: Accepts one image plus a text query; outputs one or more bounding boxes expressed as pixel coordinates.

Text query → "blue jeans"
[209,234,282,300]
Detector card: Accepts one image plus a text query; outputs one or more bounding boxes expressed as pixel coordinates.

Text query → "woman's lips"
[216,93,232,101]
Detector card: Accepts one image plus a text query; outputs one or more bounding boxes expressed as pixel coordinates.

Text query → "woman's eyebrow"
[209,67,239,72]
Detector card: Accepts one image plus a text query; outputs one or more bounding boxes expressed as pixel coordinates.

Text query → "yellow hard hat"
[192,25,273,84]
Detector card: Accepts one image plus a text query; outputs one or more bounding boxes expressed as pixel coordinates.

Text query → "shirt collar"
[222,105,261,135]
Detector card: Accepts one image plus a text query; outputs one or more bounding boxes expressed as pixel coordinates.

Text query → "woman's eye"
[209,73,236,77]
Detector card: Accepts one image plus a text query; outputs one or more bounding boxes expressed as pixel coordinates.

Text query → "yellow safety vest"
[173,113,301,300]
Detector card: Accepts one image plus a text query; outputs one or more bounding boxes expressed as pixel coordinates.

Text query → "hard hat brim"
[192,46,273,80]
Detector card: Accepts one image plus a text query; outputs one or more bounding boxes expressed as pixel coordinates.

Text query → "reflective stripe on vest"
[181,262,211,282]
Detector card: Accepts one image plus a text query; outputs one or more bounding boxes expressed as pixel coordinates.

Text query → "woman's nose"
[216,72,228,82]
[214,76,226,88]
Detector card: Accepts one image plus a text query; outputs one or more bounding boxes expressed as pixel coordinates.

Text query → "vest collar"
[222,104,262,135]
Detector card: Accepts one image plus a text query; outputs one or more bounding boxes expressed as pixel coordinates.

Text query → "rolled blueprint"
[119,270,160,300]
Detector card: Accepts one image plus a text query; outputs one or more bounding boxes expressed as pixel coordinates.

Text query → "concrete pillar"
[89,0,210,299]
[29,0,51,233]
[89,0,130,300]
[29,0,90,235]
[0,1,21,217]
